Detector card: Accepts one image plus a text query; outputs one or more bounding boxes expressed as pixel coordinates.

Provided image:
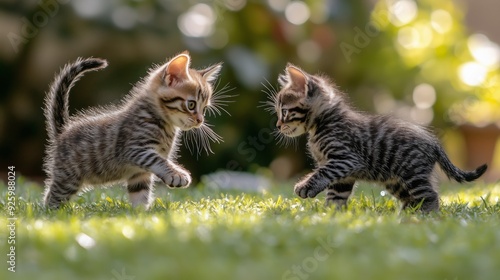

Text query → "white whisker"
[260,78,279,115]
[262,78,278,97]
[272,129,299,150]
[182,129,196,156]
[182,123,223,157]
[209,82,236,117]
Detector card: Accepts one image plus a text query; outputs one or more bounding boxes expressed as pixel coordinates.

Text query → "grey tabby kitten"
[44,52,224,209]
[268,64,487,212]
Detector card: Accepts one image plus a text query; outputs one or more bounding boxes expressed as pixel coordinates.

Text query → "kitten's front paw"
[294,179,322,199]
[163,169,191,188]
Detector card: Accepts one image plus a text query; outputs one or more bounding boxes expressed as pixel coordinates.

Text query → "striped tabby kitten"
[44,52,223,209]
[269,64,487,212]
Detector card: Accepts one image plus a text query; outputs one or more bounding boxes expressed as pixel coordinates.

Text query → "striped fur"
[43,53,223,209]
[270,64,487,212]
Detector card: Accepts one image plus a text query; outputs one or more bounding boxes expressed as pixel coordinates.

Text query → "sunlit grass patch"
[0,179,499,280]
[440,182,500,206]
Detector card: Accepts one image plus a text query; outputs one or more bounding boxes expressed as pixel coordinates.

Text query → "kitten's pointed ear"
[286,64,308,93]
[165,53,191,86]
[199,63,222,84]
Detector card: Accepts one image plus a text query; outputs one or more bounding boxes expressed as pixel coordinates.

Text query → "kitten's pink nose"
[276,120,283,129]
[196,114,204,124]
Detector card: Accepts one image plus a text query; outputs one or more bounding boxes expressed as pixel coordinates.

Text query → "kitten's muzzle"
[194,114,203,128]
[196,114,203,124]
[279,124,293,134]
[276,119,283,129]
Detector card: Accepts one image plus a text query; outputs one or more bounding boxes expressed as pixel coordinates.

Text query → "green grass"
[1,177,500,280]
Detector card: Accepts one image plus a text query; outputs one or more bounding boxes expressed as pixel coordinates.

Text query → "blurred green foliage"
[0,0,498,182]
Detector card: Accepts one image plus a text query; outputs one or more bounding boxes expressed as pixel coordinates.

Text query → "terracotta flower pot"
[459,124,500,182]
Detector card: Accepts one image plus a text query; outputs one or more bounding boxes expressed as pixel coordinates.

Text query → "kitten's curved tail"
[44,58,107,141]
[435,145,487,182]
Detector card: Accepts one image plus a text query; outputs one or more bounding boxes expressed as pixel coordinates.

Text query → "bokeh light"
[225,0,247,11]
[285,1,310,25]
[111,6,137,30]
[75,233,96,249]
[467,33,500,69]
[430,9,452,34]
[397,24,432,49]
[178,4,216,38]
[72,0,106,18]
[268,0,289,12]
[412,83,436,109]
[459,62,488,86]
[389,0,417,26]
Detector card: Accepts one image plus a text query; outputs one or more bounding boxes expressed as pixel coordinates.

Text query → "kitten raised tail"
[44,58,108,141]
[435,146,487,183]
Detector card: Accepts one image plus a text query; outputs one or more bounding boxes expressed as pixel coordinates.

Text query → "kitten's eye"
[282,109,288,116]
[187,100,196,111]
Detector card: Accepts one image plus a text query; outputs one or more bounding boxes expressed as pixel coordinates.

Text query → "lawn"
[1,176,499,280]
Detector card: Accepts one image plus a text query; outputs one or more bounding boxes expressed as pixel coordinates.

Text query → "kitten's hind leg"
[404,177,439,213]
[127,173,154,209]
[386,179,439,213]
[44,177,81,209]
[385,182,411,210]
[325,181,355,209]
